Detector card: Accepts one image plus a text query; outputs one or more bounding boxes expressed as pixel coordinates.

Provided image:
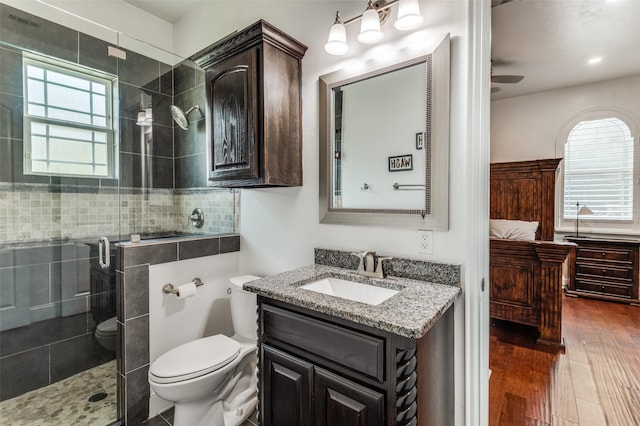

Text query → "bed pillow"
[489,219,539,241]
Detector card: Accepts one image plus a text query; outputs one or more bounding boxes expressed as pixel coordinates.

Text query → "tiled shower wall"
[0,3,240,419]
[0,188,238,244]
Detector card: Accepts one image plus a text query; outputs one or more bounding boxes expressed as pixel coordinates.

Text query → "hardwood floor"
[489,295,640,425]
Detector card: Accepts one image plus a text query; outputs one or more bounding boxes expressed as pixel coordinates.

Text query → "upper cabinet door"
[207,48,259,181]
[192,20,307,188]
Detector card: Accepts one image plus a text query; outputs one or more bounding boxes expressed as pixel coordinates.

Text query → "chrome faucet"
[351,251,393,279]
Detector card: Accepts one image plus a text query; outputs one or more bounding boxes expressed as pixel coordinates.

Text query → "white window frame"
[22,53,117,179]
[556,108,640,235]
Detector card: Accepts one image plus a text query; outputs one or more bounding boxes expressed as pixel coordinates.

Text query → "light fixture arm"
[341,0,398,26]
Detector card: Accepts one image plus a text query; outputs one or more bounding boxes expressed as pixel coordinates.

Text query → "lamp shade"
[325,19,348,55]
[357,3,383,44]
[394,0,424,30]
[578,205,594,215]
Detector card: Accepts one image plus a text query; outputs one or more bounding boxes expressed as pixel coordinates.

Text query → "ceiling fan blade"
[491,75,524,84]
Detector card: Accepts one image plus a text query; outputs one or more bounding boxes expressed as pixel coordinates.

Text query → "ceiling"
[124,0,640,100]
[124,0,207,23]
[491,0,640,99]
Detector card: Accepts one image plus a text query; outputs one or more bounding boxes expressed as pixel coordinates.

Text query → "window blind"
[563,117,634,221]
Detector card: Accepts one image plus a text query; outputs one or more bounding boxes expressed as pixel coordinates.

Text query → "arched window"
[563,117,634,222]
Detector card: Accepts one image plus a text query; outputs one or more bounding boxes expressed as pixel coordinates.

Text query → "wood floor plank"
[490,296,640,426]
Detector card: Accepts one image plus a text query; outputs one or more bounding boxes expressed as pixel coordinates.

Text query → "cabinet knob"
[602,269,606,274]
[601,252,606,257]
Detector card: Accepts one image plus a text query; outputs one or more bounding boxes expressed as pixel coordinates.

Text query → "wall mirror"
[319,34,450,229]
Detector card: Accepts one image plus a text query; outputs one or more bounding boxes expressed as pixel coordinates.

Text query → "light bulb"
[394,0,424,31]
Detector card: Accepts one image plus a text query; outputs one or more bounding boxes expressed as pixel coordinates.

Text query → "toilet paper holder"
[163,278,204,296]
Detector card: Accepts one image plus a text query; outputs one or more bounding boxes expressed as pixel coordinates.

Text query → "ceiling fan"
[490,0,524,92]
[491,59,524,93]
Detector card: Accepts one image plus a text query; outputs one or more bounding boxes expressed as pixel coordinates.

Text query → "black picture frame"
[388,154,413,172]
[416,132,424,150]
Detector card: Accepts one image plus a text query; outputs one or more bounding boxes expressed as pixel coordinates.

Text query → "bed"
[489,158,575,350]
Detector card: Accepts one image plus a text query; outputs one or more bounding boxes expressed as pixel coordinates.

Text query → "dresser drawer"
[575,278,633,298]
[577,247,634,263]
[575,263,633,281]
[262,304,385,382]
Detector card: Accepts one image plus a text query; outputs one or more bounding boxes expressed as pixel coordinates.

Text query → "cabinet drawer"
[576,263,633,281]
[575,279,633,298]
[262,304,385,382]
[577,247,633,263]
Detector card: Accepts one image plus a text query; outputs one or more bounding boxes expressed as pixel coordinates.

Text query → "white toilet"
[148,275,260,426]
[95,316,117,352]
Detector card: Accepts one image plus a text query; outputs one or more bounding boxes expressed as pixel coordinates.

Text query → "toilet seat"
[96,317,117,337]
[150,335,241,384]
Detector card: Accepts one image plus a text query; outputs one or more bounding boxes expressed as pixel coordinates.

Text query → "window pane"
[28,104,45,116]
[94,165,108,175]
[92,94,106,116]
[564,117,634,221]
[46,69,90,91]
[47,84,91,112]
[94,143,107,163]
[92,82,106,95]
[32,160,47,172]
[49,138,93,163]
[31,136,47,160]
[27,79,45,104]
[26,65,44,79]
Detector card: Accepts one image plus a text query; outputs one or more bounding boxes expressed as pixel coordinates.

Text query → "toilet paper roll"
[176,282,197,299]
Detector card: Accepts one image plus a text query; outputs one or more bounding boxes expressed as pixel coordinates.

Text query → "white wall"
[148,252,241,416]
[175,2,484,425]
[491,74,640,163]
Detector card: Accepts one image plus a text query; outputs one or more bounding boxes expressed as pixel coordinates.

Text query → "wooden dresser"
[565,236,640,304]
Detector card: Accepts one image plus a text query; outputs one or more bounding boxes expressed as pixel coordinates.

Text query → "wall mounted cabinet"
[193,20,307,188]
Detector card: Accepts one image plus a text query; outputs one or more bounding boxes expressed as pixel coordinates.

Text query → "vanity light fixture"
[324,0,425,56]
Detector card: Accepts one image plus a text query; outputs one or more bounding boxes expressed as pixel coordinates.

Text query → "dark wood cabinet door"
[262,345,313,426]
[314,368,384,426]
[207,47,259,182]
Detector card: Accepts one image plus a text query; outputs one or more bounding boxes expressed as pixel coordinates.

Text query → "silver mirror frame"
[319,33,450,230]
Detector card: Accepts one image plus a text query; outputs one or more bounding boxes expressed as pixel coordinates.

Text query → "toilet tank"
[229,275,260,341]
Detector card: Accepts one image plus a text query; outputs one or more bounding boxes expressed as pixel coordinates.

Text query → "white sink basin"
[300,277,398,305]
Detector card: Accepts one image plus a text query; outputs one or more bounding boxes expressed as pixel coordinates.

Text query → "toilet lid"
[149,335,240,384]
[96,317,117,334]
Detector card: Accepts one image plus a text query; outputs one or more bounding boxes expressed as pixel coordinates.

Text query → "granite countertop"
[243,264,461,339]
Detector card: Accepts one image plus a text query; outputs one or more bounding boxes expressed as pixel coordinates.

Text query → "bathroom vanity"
[244,252,461,426]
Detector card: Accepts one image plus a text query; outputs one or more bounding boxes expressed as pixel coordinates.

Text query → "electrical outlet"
[417,229,433,255]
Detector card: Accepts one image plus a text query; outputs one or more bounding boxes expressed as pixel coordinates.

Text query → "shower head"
[170,104,200,130]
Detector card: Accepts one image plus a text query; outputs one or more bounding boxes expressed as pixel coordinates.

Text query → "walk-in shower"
[0,3,237,425]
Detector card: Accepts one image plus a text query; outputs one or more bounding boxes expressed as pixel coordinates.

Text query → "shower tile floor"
[0,360,117,426]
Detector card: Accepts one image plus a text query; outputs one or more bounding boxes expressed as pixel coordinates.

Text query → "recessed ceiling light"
[588,57,602,65]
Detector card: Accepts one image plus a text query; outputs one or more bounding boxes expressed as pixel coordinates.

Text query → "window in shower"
[22,53,116,178]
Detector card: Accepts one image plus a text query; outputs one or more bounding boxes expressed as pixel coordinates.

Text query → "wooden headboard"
[490,158,562,241]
